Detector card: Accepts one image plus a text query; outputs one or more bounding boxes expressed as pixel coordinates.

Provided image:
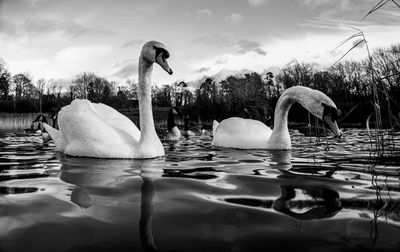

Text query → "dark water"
[0,129,399,252]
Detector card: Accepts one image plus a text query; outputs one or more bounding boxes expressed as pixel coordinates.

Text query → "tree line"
[1,44,399,127]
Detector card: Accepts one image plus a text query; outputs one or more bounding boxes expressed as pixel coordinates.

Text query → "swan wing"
[212,117,272,149]
[58,100,141,158]
[89,102,141,140]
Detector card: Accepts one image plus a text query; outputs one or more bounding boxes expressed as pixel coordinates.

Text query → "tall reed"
[0,113,41,131]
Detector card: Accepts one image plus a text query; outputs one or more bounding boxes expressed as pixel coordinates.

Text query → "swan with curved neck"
[44,41,173,158]
[212,86,342,149]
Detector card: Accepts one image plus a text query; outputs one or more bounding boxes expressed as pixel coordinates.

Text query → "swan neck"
[273,94,294,132]
[138,57,157,143]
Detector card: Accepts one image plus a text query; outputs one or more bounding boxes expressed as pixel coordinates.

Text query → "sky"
[0,0,399,88]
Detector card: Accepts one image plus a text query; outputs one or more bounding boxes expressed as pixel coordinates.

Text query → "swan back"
[212,117,272,149]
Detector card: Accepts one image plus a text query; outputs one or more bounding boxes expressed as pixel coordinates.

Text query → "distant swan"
[44,41,173,158]
[212,86,342,149]
[182,115,196,137]
[164,107,181,141]
[31,114,51,142]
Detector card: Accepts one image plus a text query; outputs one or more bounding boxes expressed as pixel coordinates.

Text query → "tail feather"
[212,120,219,136]
[43,123,64,150]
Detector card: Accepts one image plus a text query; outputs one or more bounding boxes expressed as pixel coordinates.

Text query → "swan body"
[165,126,181,141]
[182,129,196,137]
[212,86,342,149]
[164,107,181,141]
[44,41,173,159]
[182,115,196,137]
[212,117,272,148]
[30,114,52,142]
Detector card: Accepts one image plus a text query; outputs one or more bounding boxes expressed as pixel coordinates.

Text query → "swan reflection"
[59,156,161,251]
[226,150,343,220]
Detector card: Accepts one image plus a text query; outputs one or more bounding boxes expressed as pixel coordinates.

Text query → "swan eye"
[153,46,170,59]
[322,104,340,121]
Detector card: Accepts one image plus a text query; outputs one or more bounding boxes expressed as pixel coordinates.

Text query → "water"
[0,129,399,252]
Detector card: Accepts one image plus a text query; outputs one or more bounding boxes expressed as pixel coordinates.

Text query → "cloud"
[122,39,144,48]
[193,33,235,47]
[236,40,266,55]
[56,45,112,63]
[194,34,267,56]
[215,58,228,64]
[253,47,267,56]
[195,9,212,20]
[26,0,50,8]
[113,62,138,79]
[0,18,17,35]
[229,13,243,24]
[209,69,253,82]
[300,0,332,6]
[21,18,113,38]
[247,0,267,7]
[114,58,136,68]
[194,67,210,73]
[48,78,72,90]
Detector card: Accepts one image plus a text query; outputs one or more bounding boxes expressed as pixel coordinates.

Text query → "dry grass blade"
[334,31,363,51]
[334,39,366,65]
[340,102,361,122]
[285,58,299,66]
[361,0,390,20]
[366,112,374,137]
[391,0,400,8]
[379,72,400,80]
[378,88,400,109]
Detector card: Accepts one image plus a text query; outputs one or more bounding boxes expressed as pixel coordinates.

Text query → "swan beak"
[156,54,173,75]
[323,114,342,138]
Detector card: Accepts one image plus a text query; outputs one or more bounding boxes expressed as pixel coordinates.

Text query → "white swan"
[182,115,196,137]
[44,41,173,158]
[212,86,342,149]
[30,114,52,142]
[164,107,181,141]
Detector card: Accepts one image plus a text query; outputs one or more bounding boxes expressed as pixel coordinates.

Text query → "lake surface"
[0,129,399,252]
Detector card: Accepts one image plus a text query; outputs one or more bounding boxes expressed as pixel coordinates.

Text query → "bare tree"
[37,79,46,112]
[0,58,11,100]
[72,72,96,99]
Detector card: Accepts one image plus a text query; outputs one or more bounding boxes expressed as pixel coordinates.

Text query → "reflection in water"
[59,157,161,251]
[140,176,157,252]
[226,151,343,220]
[0,130,400,251]
[70,187,92,208]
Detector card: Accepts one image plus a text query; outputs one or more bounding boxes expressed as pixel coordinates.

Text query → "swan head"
[31,114,48,131]
[141,41,173,75]
[294,87,342,138]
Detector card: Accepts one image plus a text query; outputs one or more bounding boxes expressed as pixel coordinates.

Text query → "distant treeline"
[1,44,399,127]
